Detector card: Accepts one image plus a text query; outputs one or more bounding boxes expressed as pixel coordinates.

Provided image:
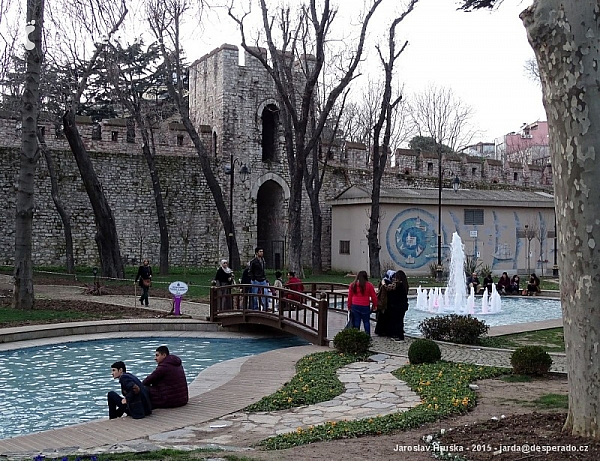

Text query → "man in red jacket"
[142,346,189,409]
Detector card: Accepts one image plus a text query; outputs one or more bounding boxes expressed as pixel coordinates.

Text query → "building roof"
[331,185,554,208]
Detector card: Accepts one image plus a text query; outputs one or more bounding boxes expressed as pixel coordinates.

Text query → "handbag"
[344,310,355,330]
[142,278,151,287]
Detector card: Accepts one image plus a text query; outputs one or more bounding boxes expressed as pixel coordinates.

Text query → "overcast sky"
[178,0,544,145]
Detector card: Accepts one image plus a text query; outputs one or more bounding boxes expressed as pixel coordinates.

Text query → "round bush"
[333,328,372,355]
[418,314,489,345]
[510,345,553,376]
[408,338,442,365]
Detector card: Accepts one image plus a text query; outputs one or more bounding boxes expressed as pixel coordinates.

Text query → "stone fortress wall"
[0,44,552,271]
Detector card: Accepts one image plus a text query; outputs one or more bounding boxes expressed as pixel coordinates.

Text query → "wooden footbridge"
[210,283,349,345]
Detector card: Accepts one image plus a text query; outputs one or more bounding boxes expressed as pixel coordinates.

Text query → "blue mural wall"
[385,207,554,272]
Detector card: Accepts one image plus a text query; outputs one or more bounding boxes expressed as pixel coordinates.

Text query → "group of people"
[215,247,305,310]
[346,269,409,341]
[107,345,188,420]
[467,271,540,296]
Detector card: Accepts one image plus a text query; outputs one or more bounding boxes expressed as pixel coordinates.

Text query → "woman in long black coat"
[384,270,409,340]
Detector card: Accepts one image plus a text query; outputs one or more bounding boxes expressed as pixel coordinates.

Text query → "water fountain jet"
[415,232,502,315]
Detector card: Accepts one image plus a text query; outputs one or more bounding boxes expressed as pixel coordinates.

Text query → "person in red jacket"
[285,271,305,302]
[142,346,189,409]
[348,270,378,336]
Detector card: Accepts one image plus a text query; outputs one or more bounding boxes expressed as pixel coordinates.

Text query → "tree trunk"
[178,115,241,270]
[40,140,74,274]
[63,109,124,278]
[139,121,169,275]
[14,0,44,309]
[522,1,600,439]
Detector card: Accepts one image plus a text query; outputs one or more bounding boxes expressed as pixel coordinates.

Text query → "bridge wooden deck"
[210,283,349,345]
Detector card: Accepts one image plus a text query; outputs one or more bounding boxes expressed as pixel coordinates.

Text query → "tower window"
[261,104,278,162]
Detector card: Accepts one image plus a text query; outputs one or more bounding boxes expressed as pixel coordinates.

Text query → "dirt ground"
[3,282,599,460]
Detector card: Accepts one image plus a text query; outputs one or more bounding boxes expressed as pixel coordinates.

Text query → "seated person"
[142,346,189,409]
[466,272,482,294]
[107,361,152,420]
[526,273,541,295]
[497,272,511,295]
[509,274,521,294]
[483,274,494,294]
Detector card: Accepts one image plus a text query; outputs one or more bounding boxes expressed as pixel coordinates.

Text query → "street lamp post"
[552,216,559,277]
[436,154,460,281]
[525,224,532,275]
[225,154,250,270]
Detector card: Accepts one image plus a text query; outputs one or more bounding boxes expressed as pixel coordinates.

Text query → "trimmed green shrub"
[510,345,553,376]
[418,314,489,345]
[408,338,441,364]
[333,328,372,355]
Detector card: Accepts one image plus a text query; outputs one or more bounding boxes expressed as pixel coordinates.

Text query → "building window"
[427,162,433,174]
[126,120,135,143]
[111,131,118,142]
[261,104,279,162]
[464,209,484,226]
[91,124,101,140]
[514,172,518,181]
[177,135,184,146]
[339,240,350,255]
[37,126,45,139]
[471,167,477,177]
[212,131,218,156]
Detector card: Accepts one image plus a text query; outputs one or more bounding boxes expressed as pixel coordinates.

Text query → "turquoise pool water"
[0,336,306,440]
[404,296,561,336]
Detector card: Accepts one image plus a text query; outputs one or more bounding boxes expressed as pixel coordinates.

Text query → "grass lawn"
[480,327,565,352]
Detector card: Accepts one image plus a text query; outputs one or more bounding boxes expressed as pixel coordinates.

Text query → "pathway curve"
[147,355,420,449]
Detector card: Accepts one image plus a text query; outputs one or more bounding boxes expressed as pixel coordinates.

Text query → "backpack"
[376,282,388,313]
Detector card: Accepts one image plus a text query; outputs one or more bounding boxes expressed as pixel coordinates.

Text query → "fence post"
[209,283,216,322]
[317,292,328,346]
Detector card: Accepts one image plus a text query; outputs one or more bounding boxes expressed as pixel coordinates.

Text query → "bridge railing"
[209,283,348,345]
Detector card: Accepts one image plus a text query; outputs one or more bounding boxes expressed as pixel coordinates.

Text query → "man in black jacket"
[249,247,268,310]
[107,361,152,419]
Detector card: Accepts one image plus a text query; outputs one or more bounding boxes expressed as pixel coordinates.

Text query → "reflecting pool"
[404,296,561,337]
[0,336,306,440]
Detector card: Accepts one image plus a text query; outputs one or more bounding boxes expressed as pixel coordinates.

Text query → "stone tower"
[189,44,293,269]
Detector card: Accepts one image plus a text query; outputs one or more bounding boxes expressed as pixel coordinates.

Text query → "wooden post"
[317,292,328,346]
[209,284,216,322]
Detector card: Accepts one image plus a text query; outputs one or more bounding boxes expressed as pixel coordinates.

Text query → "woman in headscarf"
[379,270,410,341]
[374,270,397,337]
[214,259,234,309]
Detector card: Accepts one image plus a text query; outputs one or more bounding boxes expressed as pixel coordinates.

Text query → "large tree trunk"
[522,1,600,439]
[63,109,124,278]
[14,0,44,309]
[40,140,74,274]
[139,121,169,275]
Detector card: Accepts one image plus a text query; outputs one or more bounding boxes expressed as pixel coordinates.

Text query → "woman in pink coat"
[348,270,378,336]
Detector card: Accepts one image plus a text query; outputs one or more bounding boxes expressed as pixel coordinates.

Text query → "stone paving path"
[151,355,420,449]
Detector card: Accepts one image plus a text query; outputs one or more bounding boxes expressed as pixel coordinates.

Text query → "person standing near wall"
[249,247,268,310]
[135,259,152,307]
[214,259,234,309]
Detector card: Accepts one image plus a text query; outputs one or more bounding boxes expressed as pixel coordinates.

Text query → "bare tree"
[460,0,600,442]
[60,1,129,279]
[103,42,171,275]
[230,0,384,274]
[367,0,417,279]
[145,0,242,270]
[14,0,44,309]
[524,57,540,84]
[409,85,476,153]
